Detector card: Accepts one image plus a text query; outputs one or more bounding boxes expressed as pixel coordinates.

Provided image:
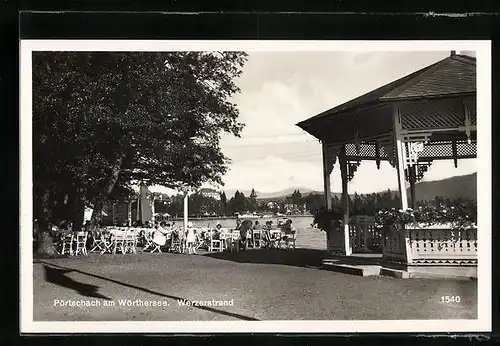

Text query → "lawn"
[32,249,477,321]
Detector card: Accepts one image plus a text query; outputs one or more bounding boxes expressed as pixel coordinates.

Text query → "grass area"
[33,248,477,321]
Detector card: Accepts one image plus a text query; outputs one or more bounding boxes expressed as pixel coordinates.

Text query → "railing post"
[404,228,413,264]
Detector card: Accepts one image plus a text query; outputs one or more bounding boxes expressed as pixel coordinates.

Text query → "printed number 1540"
[440,296,461,303]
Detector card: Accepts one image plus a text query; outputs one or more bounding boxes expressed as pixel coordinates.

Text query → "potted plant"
[374,201,477,261]
[313,208,344,232]
[374,201,477,231]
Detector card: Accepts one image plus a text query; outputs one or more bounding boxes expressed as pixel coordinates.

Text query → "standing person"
[160,222,173,249]
[213,222,222,240]
[252,220,262,247]
[185,222,197,255]
[238,219,252,251]
[235,219,242,230]
[281,218,296,248]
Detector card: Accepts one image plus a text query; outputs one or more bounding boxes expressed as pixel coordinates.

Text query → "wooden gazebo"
[296,52,477,275]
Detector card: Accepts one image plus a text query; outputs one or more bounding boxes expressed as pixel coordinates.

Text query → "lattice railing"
[349,222,383,253]
[345,142,378,157]
[456,141,477,157]
[340,138,476,165]
[409,228,477,265]
[418,140,477,159]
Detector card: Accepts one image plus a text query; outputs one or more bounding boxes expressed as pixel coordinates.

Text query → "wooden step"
[380,267,410,279]
[322,258,411,278]
[322,262,382,276]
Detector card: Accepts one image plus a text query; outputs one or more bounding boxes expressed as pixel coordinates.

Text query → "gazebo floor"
[323,254,477,279]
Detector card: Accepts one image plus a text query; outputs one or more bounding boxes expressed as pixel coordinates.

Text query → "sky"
[151,50,477,196]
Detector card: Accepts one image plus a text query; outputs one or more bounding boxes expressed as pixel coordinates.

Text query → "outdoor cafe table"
[99,227,142,254]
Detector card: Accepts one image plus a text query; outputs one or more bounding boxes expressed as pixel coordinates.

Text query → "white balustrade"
[326,216,477,266]
[381,224,477,265]
[408,226,477,264]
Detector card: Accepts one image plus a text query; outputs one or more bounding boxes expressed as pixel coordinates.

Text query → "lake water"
[172,216,326,250]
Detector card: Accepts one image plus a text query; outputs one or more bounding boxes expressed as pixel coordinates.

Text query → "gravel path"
[32,249,477,321]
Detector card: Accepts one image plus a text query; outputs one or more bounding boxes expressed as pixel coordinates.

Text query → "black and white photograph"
[20,40,491,333]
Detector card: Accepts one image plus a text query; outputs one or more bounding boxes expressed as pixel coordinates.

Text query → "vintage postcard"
[20,40,491,333]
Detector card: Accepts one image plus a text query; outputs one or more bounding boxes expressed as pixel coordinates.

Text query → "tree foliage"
[32,51,248,255]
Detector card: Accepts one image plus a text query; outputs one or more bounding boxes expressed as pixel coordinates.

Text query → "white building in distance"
[200,188,221,200]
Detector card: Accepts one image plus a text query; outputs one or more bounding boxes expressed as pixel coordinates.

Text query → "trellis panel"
[399,100,465,130]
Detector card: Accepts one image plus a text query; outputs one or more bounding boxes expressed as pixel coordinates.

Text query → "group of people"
[196,218,296,251]
[149,221,202,255]
[37,216,297,256]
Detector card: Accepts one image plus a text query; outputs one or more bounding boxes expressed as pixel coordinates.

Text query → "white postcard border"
[20,40,492,333]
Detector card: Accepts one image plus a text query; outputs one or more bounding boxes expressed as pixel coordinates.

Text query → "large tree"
[33,51,248,256]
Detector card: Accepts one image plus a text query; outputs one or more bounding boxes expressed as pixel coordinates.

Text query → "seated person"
[157,222,173,247]
[262,220,272,235]
[212,223,222,240]
[280,219,296,240]
[252,221,262,241]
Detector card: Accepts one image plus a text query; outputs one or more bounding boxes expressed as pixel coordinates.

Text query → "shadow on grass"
[38,261,259,321]
[43,265,112,300]
[203,248,392,269]
[203,248,329,268]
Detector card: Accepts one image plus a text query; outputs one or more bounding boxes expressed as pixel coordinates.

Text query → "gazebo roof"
[296,53,476,138]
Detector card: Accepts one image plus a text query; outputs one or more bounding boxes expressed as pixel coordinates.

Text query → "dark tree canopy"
[32,51,248,255]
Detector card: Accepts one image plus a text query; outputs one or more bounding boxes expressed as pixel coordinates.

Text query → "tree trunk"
[72,187,87,232]
[90,153,125,227]
[35,188,58,257]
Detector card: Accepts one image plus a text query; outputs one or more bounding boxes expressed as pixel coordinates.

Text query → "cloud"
[222,156,323,193]
[153,51,478,195]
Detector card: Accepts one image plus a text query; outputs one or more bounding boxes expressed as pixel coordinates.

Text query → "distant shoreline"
[170,214,313,221]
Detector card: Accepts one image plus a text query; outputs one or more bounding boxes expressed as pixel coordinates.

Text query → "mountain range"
[224,172,477,201]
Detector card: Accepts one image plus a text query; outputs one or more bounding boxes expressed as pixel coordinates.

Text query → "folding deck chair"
[74,231,88,256]
[59,233,74,256]
[252,229,262,248]
[261,230,279,249]
[209,230,224,252]
[142,230,155,252]
[89,231,106,253]
[124,229,137,254]
[111,231,127,254]
[229,230,241,252]
[279,232,296,250]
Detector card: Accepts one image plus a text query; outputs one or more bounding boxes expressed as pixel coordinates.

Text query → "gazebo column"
[392,105,409,210]
[339,145,352,256]
[136,196,140,221]
[408,166,417,209]
[127,200,132,226]
[321,139,333,212]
